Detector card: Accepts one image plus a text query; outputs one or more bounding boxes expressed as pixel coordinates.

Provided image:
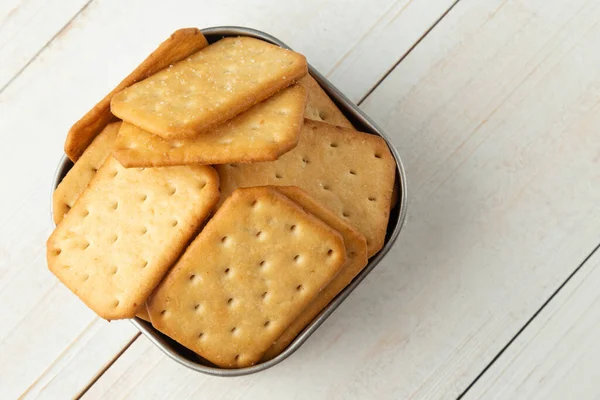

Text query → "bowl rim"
[50,25,407,376]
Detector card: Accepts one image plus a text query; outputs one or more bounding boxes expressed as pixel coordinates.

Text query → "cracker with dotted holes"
[261,186,367,360]
[300,75,353,128]
[65,28,208,161]
[47,157,219,320]
[147,186,346,368]
[53,121,121,225]
[217,119,396,256]
[110,37,307,140]
[113,84,307,167]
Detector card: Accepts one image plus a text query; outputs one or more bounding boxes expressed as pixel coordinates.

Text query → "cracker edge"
[53,121,122,225]
[47,160,220,320]
[303,119,396,255]
[300,74,353,128]
[113,84,308,167]
[64,28,208,162]
[136,304,151,322]
[111,37,308,139]
[261,186,368,360]
[147,186,346,367]
[215,119,396,256]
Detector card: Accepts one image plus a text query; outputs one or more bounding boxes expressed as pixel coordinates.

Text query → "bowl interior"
[51,26,407,376]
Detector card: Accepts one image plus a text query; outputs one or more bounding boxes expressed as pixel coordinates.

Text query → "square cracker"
[300,75,353,128]
[113,84,307,167]
[261,186,367,360]
[65,28,208,161]
[47,157,219,320]
[147,186,346,368]
[110,37,307,139]
[217,119,396,256]
[54,121,121,224]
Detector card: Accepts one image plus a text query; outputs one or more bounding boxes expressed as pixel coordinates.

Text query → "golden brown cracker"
[113,84,307,167]
[65,28,208,161]
[147,186,346,368]
[136,305,151,322]
[300,75,353,128]
[54,122,121,224]
[111,37,307,139]
[47,157,219,320]
[261,186,367,360]
[217,119,396,256]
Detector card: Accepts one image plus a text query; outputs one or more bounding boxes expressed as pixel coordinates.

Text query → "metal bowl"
[51,26,407,377]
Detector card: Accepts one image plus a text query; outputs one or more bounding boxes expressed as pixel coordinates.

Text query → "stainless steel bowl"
[51,26,407,377]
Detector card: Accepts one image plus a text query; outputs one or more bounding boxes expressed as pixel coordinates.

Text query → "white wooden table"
[2,1,600,398]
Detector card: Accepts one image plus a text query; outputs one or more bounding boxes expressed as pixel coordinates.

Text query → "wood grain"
[21,320,138,399]
[6,0,600,398]
[328,0,458,102]
[0,0,457,398]
[464,248,600,400]
[80,0,600,398]
[0,0,91,90]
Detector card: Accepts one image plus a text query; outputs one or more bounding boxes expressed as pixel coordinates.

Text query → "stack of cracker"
[48,29,396,368]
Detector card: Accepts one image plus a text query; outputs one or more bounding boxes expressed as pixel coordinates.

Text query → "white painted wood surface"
[329,0,458,102]
[465,249,600,399]
[0,0,90,89]
[2,0,600,398]
[79,0,600,398]
[0,1,459,398]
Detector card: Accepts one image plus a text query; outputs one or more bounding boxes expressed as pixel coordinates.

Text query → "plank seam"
[74,331,141,399]
[457,240,600,399]
[0,0,94,95]
[357,0,462,106]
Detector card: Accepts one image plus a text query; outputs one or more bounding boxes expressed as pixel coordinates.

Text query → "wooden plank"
[0,0,91,90]
[80,338,209,399]
[328,0,458,102]
[21,321,139,399]
[0,188,139,397]
[80,0,600,398]
[464,248,600,400]
[0,1,456,398]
